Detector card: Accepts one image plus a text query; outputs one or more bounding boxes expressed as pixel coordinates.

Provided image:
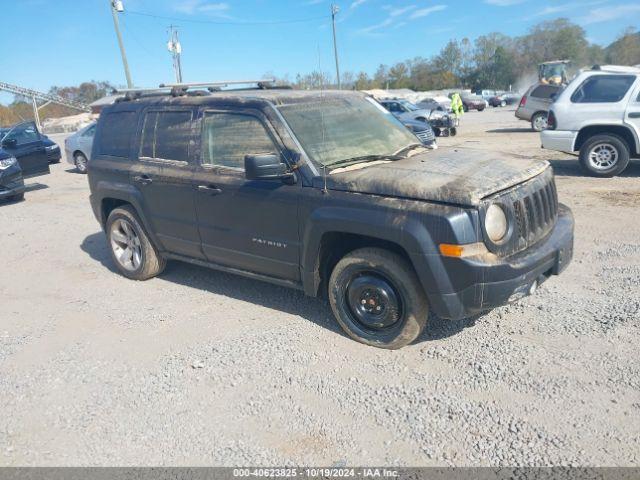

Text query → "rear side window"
[140,110,192,162]
[201,113,277,169]
[571,75,636,103]
[530,85,559,99]
[99,111,137,157]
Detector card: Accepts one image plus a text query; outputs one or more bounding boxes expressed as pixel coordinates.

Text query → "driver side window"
[201,113,278,170]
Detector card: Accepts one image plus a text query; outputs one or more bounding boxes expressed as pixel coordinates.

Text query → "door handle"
[197,185,223,195]
[629,112,640,118]
[133,175,153,185]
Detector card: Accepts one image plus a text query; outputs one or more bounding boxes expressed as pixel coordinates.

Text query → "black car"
[88,86,574,349]
[0,121,51,201]
[42,135,62,163]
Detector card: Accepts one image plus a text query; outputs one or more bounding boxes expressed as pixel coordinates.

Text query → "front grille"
[415,129,435,144]
[484,168,558,257]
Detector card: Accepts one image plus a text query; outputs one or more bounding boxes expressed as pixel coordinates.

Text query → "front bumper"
[541,130,578,153]
[0,166,26,199]
[427,204,574,320]
[46,147,61,163]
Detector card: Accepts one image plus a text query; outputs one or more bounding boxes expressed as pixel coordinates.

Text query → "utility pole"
[167,25,183,84]
[331,4,341,89]
[109,0,133,88]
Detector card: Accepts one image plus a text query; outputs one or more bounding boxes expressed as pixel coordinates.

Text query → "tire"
[579,134,630,178]
[463,104,469,113]
[450,127,457,137]
[328,248,428,349]
[74,152,88,174]
[433,127,441,137]
[478,106,485,112]
[105,205,166,280]
[531,112,548,132]
[500,100,506,107]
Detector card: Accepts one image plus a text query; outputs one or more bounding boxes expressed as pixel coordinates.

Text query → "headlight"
[45,145,56,151]
[485,204,508,242]
[0,157,18,170]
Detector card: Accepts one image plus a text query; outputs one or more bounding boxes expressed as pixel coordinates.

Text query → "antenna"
[318,45,329,194]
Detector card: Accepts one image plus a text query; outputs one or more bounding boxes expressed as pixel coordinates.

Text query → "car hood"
[318,148,549,207]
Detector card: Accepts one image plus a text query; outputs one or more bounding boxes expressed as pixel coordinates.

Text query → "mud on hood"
[319,148,550,207]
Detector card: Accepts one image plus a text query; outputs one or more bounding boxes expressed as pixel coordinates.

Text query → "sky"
[1,0,640,101]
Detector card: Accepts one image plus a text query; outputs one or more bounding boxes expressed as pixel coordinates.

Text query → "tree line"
[291,20,640,92]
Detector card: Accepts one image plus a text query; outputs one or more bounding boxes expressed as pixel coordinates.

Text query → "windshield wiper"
[393,143,425,157]
[326,154,402,169]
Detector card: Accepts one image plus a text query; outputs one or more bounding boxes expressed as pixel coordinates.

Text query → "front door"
[1,122,49,177]
[625,77,640,151]
[192,110,301,281]
[130,108,203,259]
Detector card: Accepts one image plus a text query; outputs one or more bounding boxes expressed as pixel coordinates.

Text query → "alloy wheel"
[110,219,143,271]
[588,143,619,170]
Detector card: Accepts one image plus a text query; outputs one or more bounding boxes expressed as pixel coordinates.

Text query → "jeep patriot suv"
[88,83,574,349]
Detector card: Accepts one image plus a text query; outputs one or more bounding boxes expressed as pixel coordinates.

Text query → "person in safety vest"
[451,92,464,117]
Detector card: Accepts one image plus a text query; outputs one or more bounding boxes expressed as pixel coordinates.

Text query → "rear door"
[130,108,203,259]
[1,122,49,177]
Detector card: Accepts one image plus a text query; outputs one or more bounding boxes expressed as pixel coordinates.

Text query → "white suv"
[541,65,640,177]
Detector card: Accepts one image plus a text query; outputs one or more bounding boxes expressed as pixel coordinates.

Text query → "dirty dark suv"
[88,83,574,349]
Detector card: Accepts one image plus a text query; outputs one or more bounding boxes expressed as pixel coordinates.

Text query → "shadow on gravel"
[24,182,49,192]
[486,128,535,134]
[549,158,640,178]
[80,232,477,344]
[65,168,84,174]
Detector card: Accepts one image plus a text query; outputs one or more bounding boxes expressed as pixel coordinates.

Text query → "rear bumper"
[514,108,531,121]
[426,204,574,320]
[541,130,577,153]
[46,147,61,163]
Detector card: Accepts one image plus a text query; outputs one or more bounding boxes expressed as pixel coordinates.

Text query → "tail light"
[519,96,527,107]
[547,110,557,130]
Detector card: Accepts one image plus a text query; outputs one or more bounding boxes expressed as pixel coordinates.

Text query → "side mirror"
[245,154,294,183]
[2,138,17,148]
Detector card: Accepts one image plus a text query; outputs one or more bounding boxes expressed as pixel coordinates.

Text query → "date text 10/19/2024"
[233,468,399,478]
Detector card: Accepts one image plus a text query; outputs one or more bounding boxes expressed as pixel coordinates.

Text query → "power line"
[126,9,330,26]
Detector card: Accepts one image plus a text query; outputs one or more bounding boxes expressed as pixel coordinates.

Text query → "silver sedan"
[64,122,96,174]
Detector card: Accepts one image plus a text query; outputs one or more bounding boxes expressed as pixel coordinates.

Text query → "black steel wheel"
[329,248,428,349]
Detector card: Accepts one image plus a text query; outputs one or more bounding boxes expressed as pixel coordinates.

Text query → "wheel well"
[101,198,131,228]
[316,232,412,297]
[532,111,547,119]
[575,125,638,155]
[72,150,86,159]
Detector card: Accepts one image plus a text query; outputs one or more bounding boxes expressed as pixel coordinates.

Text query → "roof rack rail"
[114,79,289,101]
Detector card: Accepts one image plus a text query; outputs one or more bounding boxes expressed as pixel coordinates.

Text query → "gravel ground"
[1,108,639,466]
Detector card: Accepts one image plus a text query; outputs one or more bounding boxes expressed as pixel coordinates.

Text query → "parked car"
[0,121,51,201]
[415,97,447,112]
[460,94,486,112]
[65,122,96,173]
[88,87,574,349]
[400,118,437,148]
[515,83,561,132]
[42,135,61,164]
[2,125,60,164]
[542,65,640,177]
[379,98,435,123]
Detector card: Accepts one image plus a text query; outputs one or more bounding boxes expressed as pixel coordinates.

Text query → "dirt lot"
[1,108,639,466]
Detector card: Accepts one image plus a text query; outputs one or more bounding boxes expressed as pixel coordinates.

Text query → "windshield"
[277,95,419,168]
[398,100,419,111]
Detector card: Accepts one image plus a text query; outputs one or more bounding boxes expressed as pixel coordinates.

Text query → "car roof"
[109,89,366,111]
